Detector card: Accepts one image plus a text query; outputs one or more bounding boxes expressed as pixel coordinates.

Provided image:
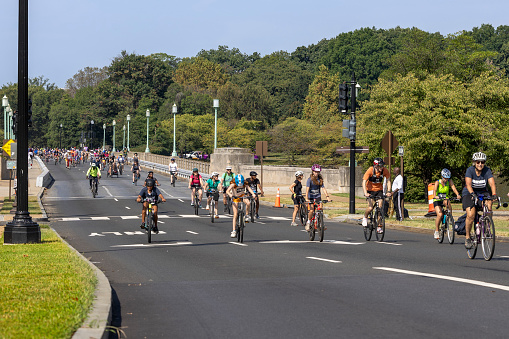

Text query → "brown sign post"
[256,141,268,188]
[381,131,398,179]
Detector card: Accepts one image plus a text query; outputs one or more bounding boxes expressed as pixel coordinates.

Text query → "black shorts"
[207,191,219,200]
[433,200,445,208]
[462,191,489,211]
[367,191,384,200]
[292,195,304,205]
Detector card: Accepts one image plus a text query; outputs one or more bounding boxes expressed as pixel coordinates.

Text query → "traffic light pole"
[349,73,357,214]
[4,0,40,244]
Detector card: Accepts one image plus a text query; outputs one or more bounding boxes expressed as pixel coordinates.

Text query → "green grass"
[1,197,41,215]
[0,225,97,338]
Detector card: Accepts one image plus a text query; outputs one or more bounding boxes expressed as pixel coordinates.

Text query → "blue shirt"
[307,177,324,199]
[461,166,493,196]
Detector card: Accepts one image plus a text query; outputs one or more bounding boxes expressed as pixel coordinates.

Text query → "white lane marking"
[373,267,509,292]
[103,232,123,236]
[375,242,402,246]
[160,188,171,196]
[179,214,200,218]
[187,231,199,235]
[124,231,146,235]
[307,257,342,263]
[178,199,184,203]
[498,255,509,258]
[125,206,131,210]
[158,215,170,218]
[103,186,113,197]
[89,233,106,237]
[111,242,192,248]
[158,221,165,224]
[229,242,248,246]
[260,240,364,245]
[90,217,110,221]
[121,216,139,219]
[265,216,291,220]
[114,198,118,202]
[61,217,80,221]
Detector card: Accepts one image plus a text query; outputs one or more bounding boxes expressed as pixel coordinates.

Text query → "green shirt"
[207,178,220,190]
[434,180,449,201]
[87,167,101,177]
[222,172,235,186]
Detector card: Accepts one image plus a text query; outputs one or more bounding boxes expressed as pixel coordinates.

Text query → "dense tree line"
[1,24,509,201]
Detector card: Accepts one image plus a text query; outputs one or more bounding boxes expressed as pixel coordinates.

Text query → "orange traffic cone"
[425,183,437,217]
[274,188,282,208]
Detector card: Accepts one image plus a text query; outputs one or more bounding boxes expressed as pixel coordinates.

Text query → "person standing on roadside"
[392,167,404,221]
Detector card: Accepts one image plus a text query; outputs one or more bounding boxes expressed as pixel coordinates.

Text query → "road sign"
[256,141,268,157]
[398,146,404,156]
[381,131,398,155]
[6,160,16,170]
[2,139,14,156]
[336,146,369,154]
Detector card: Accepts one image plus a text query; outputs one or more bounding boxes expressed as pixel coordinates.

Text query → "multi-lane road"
[44,163,509,338]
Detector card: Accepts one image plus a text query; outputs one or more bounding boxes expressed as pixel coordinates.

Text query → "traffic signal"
[338,83,349,113]
[342,119,356,140]
[28,98,33,127]
[12,111,18,137]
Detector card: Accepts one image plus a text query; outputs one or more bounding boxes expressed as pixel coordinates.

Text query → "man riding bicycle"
[362,158,391,232]
[462,152,498,249]
[137,178,166,233]
[86,162,101,189]
[246,171,264,219]
[221,166,235,212]
[168,158,178,185]
[131,160,141,184]
[143,171,160,187]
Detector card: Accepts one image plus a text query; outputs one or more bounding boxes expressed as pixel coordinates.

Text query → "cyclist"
[143,171,160,187]
[221,166,235,212]
[168,158,178,185]
[136,179,166,233]
[462,152,498,249]
[289,170,305,226]
[132,152,139,165]
[131,160,141,184]
[305,165,331,231]
[245,171,264,219]
[188,168,204,206]
[433,168,461,239]
[86,162,101,190]
[117,153,125,173]
[362,158,391,232]
[205,172,222,218]
[227,174,256,238]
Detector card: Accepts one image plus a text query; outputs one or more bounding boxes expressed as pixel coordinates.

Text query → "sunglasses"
[476,161,485,165]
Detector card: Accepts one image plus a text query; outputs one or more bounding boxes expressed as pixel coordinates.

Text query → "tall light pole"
[90,120,94,150]
[123,125,126,151]
[2,95,8,138]
[112,119,116,152]
[7,107,12,139]
[59,124,62,149]
[213,99,219,149]
[126,114,130,152]
[145,109,150,153]
[172,103,178,156]
[102,123,106,151]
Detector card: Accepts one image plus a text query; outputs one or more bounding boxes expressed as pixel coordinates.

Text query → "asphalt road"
[44,162,509,338]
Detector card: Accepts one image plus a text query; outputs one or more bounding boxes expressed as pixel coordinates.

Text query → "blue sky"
[1,0,507,88]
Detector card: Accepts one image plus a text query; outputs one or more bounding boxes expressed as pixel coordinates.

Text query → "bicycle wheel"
[318,212,325,242]
[240,215,244,243]
[375,209,385,242]
[364,213,373,241]
[308,217,316,241]
[146,211,152,243]
[194,195,199,215]
[236,214,241,242]
[299,203,308,226]
[172,175,176,187]
[481,215,495,261]
[438,219,445,243]
[446,215,455,244]
[210,200,215,223]
[250,200,255,223]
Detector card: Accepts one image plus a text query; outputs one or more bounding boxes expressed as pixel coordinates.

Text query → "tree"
[268,118,318,164]
[65,67,109,98]
[173,57,229,93]
[197,46,260,75]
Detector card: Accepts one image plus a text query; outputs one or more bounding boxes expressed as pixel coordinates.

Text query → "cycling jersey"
[434,180,450,201]
[190,174,202,186]
[293,179,302,196]
[207,178,220,191]
[139,187,161,201]
[169,163,178,172]
[87,167,101,177]
[363,167,390,192]
[461,166,493,196]
[222,172,235,186]
[231,184,248,198]
[246,178,260,193]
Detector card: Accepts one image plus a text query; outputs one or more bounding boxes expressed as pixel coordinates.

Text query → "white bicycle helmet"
[212,172,219,176]
[226,166,232,170]
[295,170,304,177]
[441,168,451,179]
[472,152,487,162]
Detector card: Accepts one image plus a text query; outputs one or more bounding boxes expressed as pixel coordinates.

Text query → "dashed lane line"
[110,242,193,248]
[306,257,342,263]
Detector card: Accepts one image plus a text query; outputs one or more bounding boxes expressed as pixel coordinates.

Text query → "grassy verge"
[1,197,41,215]
[0,225,97,338]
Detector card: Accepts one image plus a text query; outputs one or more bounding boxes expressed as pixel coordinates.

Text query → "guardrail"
[128,158,211,181]
[35,156,53,187]
[136,153,210,174]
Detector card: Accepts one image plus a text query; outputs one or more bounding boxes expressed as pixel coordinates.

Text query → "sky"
[0,0,508,89]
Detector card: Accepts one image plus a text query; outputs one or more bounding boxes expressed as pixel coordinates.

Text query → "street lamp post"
[7,108,12,139]
[126,114,130,152]
[90,120,94,150]
[172,103,178,157]
[102,123,106,151]
[112,120,116,153]
[123,125,126,151]
[213,99,219,149]
[145,109,150,153]
[2,95,8,138]
[59,124,62,148]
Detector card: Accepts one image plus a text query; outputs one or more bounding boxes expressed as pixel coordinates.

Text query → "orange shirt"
[363,167,390,192]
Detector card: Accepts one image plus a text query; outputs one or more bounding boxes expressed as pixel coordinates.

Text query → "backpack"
[454,213,467,235]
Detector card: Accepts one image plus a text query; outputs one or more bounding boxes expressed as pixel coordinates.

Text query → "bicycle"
[140,197,161,244]
[89,177,99,198]
[307,200,328,242]
[235,199,246,243]
[133,170,140,185]
[192,186,201,215]
[296,195,308,226]
[208,189,218,223]
[248,192,259,222]
[364,194,386,242]
[467,194,500,261]
[225,194,233,215]
[435,194,459,244]
[170,171,177,187]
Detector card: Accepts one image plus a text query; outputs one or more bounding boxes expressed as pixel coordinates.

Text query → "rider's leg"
[434,205,443,232]
[255,195,260,213]
[141,203,148,224]
[191,187,195,203]
[153,205,158,227]
[232,201,238,232]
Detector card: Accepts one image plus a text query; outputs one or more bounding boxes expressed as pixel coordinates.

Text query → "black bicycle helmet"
[145,179,155,187]
[250,171,258,176]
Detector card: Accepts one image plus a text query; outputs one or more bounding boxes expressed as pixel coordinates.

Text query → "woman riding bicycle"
[305,164,331,231]
[461,152,498,249]
[188,168,204,207]
[227,174,255,238]
[204,172,222,218]
[290,170,304,226]
[433,168,461,240]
